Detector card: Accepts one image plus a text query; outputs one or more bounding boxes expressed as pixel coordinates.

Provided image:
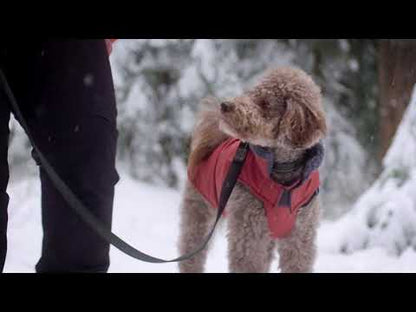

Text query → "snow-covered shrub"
[334,86,416,255]
[320,100,376,218]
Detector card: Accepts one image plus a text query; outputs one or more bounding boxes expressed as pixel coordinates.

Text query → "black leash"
[0,68,249,263]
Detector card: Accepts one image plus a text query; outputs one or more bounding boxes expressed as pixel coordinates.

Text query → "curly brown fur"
[178,67,327,273]
[187,97,230,176]
[226,183,276,273]
[178,181,217,273]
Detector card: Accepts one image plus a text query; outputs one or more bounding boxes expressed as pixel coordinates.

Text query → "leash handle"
[0,68,249,264]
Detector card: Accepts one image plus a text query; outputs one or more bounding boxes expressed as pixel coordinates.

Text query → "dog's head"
[218,67,327,149]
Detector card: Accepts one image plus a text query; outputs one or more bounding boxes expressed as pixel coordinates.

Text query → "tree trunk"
[378,39,416,160]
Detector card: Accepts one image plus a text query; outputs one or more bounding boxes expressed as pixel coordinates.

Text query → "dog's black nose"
[221,101,234,113]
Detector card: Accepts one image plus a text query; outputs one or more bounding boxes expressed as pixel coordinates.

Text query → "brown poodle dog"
[178,67,327,273]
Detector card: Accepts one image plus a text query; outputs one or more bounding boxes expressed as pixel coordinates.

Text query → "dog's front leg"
[227,185,275,273]
[178,182,216,273]
[277,198,320,273]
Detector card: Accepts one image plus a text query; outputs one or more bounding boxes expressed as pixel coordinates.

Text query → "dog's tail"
[188,97,229,173]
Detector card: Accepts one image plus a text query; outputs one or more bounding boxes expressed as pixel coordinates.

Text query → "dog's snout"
[220,101,234,113]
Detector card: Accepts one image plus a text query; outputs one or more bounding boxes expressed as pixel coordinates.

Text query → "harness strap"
[0,68,249,263]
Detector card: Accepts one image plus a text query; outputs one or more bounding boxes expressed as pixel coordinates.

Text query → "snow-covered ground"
[4,171,416,273]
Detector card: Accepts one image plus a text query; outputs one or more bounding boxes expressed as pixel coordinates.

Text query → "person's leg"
[5,40,119,272]
[0,78,10,273]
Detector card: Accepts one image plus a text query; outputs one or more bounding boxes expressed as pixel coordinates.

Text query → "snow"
[383,85,416,170]
[322,86,416,258]
[4,168,416,273]
[320,99,375,219]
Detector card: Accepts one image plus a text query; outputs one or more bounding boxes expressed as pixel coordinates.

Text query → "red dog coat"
[188,138,320,239]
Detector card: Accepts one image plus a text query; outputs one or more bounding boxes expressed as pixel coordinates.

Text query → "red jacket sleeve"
[105,39,118,55]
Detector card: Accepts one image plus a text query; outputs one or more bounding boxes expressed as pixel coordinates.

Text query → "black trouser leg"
[33,40,119,272]
[35,114,119,272]
[0,91,10,273]
[2,40,119,272]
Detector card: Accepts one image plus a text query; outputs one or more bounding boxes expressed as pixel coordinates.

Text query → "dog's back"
[188,97,229,174]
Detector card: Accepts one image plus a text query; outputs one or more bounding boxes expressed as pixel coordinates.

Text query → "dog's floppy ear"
[279,97,327,149]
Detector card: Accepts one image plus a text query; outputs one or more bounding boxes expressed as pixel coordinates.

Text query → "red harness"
[188,138,320,239]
